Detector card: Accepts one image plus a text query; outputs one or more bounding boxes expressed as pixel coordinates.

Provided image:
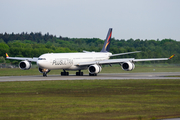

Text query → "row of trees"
[0,32,179,64]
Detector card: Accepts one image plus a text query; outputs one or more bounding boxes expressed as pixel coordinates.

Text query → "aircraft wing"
[133,58,168,62]
[76,54,175,66]
[110,51,141,57]
[6,57,38,62]
[6,53,38,62]
[76,58,135,66]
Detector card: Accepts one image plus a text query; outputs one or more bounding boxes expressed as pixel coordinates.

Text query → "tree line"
[0,32,179,64]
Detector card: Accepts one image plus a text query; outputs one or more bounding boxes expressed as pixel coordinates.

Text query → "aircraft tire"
[43,72,47,77]
[80,72,83,76]
[61,72,69,76]
[89,73,97,76]
[76,72,79,76]
[76,72,83,76]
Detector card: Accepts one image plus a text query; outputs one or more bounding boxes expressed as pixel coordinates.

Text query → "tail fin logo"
[104,32,112,50]
[101,28,112,52]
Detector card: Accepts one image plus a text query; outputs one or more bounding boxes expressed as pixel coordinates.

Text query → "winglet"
[6,53,9,58]
[169,54,175,59]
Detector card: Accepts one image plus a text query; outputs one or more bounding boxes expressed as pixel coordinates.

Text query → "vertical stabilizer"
[101,28,112,52]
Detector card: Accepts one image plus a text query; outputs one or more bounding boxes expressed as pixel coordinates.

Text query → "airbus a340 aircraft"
[6,28,175,77]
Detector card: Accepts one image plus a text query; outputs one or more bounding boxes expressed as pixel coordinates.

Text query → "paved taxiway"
[0,72,180,82]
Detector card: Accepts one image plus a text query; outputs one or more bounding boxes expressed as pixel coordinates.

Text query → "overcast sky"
[0,0,180,41]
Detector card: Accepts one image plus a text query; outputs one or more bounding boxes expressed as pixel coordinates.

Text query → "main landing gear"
[76,70,83,76]
[61,69,69,76]
[61,70,84,76]
[42,69,97,77]
[89,73,97,76]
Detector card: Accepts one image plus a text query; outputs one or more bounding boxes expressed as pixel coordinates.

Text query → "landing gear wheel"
[43,72,47,77]
[61,70,69,76]
[61,72,69,76]
[76,70,83,76]
[76,72,83,76]
[89,73,97,76]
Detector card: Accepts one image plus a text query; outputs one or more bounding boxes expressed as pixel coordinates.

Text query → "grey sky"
[0,0,180,41]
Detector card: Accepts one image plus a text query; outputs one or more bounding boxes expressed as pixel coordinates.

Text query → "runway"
[0,72,180,82]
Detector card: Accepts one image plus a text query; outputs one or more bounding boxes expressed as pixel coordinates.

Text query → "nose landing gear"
[42,69,49,77]
[43,72,47,77]
[38,68,50,77]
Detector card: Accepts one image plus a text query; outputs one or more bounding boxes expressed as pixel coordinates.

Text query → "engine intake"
[38,68,51,73]
[19,61,32,70]
[88,64,102,74]
[122,62,135,71]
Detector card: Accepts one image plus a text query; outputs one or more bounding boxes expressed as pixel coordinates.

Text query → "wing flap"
[110,51,141,57]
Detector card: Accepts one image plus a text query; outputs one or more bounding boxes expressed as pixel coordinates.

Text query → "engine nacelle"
[19,61,32,70]
[121,62,135,71]
[88,64,102,74]
[38,68,51,73]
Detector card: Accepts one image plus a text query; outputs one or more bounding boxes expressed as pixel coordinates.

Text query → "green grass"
[0,65,180,76]
[0,80,180,120]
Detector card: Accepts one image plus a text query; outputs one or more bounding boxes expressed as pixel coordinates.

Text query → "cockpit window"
[38,58,46,60]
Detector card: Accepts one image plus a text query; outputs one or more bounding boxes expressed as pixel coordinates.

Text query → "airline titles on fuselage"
[52,58,73,66]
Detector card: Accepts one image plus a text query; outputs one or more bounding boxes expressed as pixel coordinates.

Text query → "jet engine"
[121,62,135,71]
[19,60,32,70]
[88,64,102,74]
[38,68,51,74]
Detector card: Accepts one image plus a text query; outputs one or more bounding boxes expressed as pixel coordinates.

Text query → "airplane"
[6,28,175,77]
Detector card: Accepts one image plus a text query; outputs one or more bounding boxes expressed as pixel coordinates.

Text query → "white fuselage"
[37,52,112,70]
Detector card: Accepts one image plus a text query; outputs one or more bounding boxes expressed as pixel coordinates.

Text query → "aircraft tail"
[101,28,112,52]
